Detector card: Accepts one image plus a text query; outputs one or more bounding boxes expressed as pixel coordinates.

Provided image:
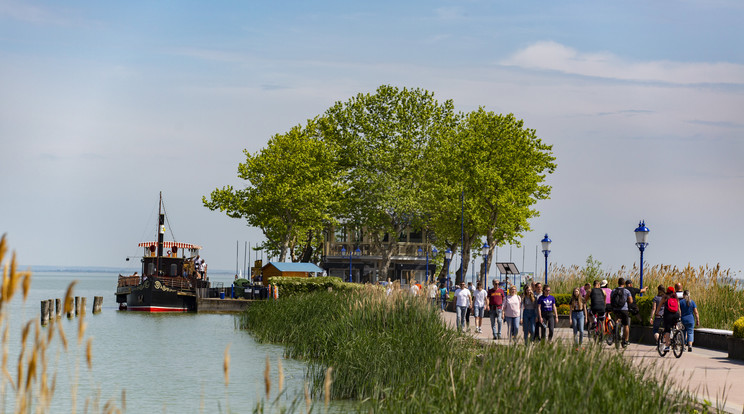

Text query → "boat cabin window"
[170,264,177,277]
[147,262,155,276]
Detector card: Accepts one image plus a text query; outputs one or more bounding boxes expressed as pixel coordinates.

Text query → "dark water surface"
[5,271,308,413]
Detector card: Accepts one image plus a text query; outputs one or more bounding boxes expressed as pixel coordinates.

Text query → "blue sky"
[1,0,742,278]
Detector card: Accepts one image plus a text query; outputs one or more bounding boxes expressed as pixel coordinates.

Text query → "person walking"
[454,282,472,333]
[587,280,606,333]
[533,282,544,341]
[487,279,505,340]
[521,285,537,344]
[600,280,612,315]
[649,285,666,342]
[679,290,700,352]
[610,278,633,348]
[472,282,488,333]
[503,285,521,342]
[439,283,448,312]
[536,285,558,341]
[569,287,588,347]
[465,282,475,330]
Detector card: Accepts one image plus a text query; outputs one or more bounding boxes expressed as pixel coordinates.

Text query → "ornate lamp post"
[541,234,552,285]
[481,243,489,288]
[634,220,650,296]
[340,246,360,283]
[444,248,453,290]
[430,246,438,284]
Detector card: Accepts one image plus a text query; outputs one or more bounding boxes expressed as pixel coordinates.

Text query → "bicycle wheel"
[657,334,668,357]
[672,330,685,358]
[604,319,615,346]
[614,320,622,349]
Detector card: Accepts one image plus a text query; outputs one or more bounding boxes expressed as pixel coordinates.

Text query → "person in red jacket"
[487,279,505,340]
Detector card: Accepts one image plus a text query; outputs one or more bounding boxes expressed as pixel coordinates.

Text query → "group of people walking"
[448,277,701,351]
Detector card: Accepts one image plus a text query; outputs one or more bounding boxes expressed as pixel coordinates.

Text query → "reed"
[547,262,743,329]
[240,287,701,413]
[0,234,123,413]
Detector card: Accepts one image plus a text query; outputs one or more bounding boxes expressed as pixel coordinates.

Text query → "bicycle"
[657,321,685,358]
[589,312,615,346]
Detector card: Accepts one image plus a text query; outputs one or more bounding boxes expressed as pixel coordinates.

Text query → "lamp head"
[444,248,453,260]
[431,246,438,257]
[481,243,489,257]
[634,220,650,245]
[541,234,552,252]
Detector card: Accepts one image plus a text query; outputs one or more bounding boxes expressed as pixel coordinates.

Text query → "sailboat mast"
[156,192,164,273]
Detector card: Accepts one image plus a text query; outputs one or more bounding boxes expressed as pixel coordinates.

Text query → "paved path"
[440,310,744,413]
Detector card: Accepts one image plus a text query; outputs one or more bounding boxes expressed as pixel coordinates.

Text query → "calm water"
[4,271,309,413]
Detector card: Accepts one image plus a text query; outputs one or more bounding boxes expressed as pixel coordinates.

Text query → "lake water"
[4,270,310,413]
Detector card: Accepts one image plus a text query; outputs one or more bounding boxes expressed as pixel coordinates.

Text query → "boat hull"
[116,278,196,312]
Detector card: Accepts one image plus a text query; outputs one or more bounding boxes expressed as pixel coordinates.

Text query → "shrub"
[557,303,570,315]
[733,317,744,338]
[266,276,365,296]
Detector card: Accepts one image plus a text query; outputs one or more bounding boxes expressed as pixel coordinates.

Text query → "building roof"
[264,262,324,273]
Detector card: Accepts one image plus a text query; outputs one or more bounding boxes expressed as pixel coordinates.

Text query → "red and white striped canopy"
[138,242,202,250]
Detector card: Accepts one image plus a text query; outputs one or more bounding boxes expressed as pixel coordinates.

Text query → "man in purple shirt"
[536,285,558,342]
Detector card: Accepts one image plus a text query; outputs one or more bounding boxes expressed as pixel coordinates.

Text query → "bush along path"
[239,287,702,413]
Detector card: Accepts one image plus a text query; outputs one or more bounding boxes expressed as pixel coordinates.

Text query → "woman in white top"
[472,282,488,333]
[503,285,522,342]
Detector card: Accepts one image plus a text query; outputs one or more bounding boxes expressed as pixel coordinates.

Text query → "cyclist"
[610,277,633,348]
[661,286,681,352]
[587,280,606,332]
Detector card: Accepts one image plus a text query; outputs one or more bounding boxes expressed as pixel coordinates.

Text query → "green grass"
[239,288,703,413]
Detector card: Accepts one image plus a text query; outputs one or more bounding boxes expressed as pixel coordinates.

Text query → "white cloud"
[500,41,744,85]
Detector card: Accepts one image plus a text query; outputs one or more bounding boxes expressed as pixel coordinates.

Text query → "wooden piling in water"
[41,300,50,325]
[93,296,103,313]
[47,299,54,322]
[66,296,74,318]
[74,296,80,316]
[80,297,87,315]
[55,298,61,318]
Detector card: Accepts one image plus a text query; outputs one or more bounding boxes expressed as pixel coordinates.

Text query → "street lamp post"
[444,248,453,291]
[481,243,489,288]
[541,234,552,285]
[634,220,650,296]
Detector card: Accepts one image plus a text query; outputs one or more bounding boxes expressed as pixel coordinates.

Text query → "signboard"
[495,262,520,275]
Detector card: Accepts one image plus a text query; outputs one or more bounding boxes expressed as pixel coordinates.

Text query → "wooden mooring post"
[74,296,80,316]
[80,297,87,315]
[92,296,103,313]
[41,300,50,326]
[55,298,61,318]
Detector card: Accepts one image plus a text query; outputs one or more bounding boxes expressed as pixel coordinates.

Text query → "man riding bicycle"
[610,277,634,348]
[587,280,607,331]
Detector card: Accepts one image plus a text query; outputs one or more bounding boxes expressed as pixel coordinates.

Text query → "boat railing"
[160,276,192,291]
[117,275,141,287]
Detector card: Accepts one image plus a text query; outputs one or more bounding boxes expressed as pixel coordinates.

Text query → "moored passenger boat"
[115,193,209,312]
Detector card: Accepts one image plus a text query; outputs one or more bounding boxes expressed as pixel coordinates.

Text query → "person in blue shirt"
[679,290,701,352]
[536,285,558,341]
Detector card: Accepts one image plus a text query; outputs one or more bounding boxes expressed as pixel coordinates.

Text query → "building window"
[334,226,347,243]
[408,229,423,243]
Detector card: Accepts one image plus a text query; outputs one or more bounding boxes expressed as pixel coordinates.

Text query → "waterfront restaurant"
[320,225,438,285]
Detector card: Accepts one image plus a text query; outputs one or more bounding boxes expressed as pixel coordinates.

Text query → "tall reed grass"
[547,262,743,329]
[0,234,124,413]
[240,287,700,413]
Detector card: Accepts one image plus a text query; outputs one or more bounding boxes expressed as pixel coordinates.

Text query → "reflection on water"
[4,271,310,413]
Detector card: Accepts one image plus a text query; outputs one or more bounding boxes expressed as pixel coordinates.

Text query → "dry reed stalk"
[223,344,231,386]
[323,366,333,408]
[86,338,93,370]
[63,281,77,314]
[277,357,284,394]
[304,381,311,414]
[264,354,271,399]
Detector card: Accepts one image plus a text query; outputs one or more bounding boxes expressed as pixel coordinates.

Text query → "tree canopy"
[204,85,556,280]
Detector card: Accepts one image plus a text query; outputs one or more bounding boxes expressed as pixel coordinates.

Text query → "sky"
[1,0,742,278]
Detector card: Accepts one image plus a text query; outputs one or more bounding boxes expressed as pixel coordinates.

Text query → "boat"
[115,193,209,312]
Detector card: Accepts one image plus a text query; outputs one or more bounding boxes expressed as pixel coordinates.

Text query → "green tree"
[582,255,604,283]
[322,85,457,278]
[426,109,556,285]
[203,119,342,262]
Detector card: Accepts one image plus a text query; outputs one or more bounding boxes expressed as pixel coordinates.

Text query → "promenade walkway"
[440,310,744,413]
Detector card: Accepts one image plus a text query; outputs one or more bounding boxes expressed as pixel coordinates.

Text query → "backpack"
[666,296,679,313]
[610,287,627,311]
